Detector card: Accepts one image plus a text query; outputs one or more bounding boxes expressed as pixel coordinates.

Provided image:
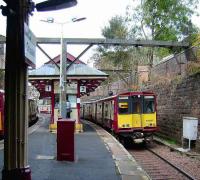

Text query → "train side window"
[111,101,114,119]
[98,104,101,112]
[105,103,108,117]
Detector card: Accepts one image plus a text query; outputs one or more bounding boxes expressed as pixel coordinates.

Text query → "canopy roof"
[28,53,108,97]
[45,52,84,65]
[29,63,107,77]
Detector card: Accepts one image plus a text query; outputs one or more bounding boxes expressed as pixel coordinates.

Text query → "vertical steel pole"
[2,0,31,179]
[77,80,80,123]
[60,24,67,118]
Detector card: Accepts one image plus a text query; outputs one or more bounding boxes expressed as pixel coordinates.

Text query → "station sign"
[45,85,52,92]
[24,23,36,69]
[80,86,86,93]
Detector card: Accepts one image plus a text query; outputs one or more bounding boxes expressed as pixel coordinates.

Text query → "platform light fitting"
[1,0,77,16]
[35,0,77,12]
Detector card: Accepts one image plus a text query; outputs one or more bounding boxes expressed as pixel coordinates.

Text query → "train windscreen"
[143,96,155,113]
[118,96,130,114]
[118,94,155,114]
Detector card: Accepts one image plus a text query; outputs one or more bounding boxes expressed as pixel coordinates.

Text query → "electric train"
[81,91,157,143]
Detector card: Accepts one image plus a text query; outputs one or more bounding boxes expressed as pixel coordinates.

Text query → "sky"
[0,0,134,67]
[0,0,200,68]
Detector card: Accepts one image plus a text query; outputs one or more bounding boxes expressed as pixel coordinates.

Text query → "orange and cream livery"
[81,91,157,143]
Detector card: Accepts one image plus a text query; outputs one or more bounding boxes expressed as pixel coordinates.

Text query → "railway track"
[128,144,195,180]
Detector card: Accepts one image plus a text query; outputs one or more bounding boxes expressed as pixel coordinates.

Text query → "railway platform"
[0,114,149,180]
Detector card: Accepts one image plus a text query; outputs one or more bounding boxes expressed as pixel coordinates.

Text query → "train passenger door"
[117,96,132,129]
[142,96,156,128]
[131,95,142,128]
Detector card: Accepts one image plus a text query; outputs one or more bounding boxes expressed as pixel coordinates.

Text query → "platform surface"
[0,114,149,180]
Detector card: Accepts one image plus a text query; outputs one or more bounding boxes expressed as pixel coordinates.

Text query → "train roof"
[81,91,156,104]
[118,91,155,96]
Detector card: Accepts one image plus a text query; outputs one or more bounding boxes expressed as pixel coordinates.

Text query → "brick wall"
[145,74,200,151]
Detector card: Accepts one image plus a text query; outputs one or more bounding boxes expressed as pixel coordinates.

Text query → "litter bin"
[57,119,75,161]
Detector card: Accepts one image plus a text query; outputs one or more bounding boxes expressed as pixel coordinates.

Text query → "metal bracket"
[0,5,15,16]
[27,0,35,15]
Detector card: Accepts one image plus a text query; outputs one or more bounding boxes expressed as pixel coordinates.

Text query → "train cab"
[116,92,157,139]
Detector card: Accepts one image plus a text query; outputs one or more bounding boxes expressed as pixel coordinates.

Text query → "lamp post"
[41,17,86,118]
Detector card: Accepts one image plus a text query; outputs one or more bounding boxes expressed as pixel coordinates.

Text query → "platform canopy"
[28,52,108,97]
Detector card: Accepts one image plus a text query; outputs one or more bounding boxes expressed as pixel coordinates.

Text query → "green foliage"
[102,16,128,39]
[129,0,199,40]
[93,15,151,70]
[165,138,177,145]
[187,33,200,46]
[92,0,200,86]
[127,0,200,59]
[93,15,135,73]
[156,133,177,145]
[186,62,200,75]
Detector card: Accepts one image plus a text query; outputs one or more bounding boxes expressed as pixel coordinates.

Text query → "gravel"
[151,141,200,179]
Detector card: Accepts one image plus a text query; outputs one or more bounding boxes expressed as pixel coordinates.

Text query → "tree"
[93,16,130,69]
[92,0,199,90]
[126,0,199,64]
[92,14,160,89]
[92,16,146,88]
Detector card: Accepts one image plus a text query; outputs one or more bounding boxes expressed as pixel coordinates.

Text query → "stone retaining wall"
[145,74,200,151]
